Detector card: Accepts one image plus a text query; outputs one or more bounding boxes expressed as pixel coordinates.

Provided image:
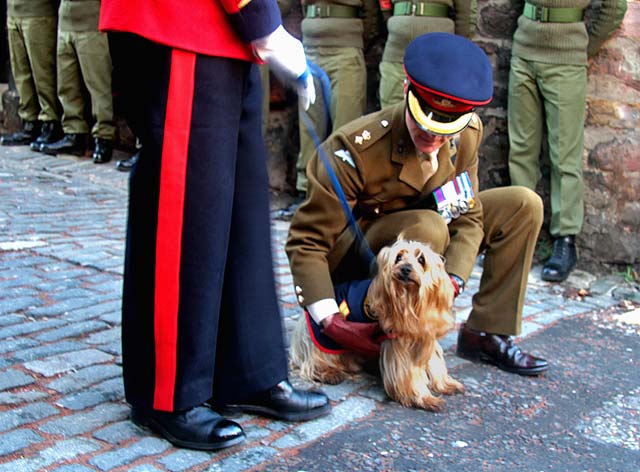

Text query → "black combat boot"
[41,133,88,156]
[92,138,113,164]
[30,121,63,152]
[1,120,40,146]
[541,235,577,282]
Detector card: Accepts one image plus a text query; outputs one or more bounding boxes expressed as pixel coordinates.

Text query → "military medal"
[433,172,475,224]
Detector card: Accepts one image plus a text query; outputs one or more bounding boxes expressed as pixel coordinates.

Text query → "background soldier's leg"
[76,31,116,140]
[56,31,89,135]
[326,46,366,129]
[538,63,587,237]
[23,16,58,122]
[7,16,39,121]
[507,56,544,190]
[378,61,406,109]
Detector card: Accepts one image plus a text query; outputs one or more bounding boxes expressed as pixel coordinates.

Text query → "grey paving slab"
[0,428,43,456]
[88,437,170,471]
[0,368,35,390]
[0,402,59,432]
[24,348,114,377]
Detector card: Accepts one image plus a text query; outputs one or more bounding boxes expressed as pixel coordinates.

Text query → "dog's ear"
[376,245,392,270]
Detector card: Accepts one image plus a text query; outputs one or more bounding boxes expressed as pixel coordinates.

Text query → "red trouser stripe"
[153,49,196,411]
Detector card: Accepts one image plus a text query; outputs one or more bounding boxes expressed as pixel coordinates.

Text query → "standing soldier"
[295,0,381,196]
[1,0,62,148]
[508,0,627,282]
[40,0,116,164]
[100,0,329,451]
[378,0,477,108]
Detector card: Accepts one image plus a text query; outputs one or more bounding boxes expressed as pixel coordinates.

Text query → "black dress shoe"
[541,235,577,282]
[223,379,331,422]
[1,120,40,146]
[116,150,140,171]
[92,138,114,163]
[30,121,63,152]
[131,405,245,451]
[41,133,87,156]
[456,323,549,376]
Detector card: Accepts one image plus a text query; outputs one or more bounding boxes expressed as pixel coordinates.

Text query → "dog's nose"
[399,264,412,280]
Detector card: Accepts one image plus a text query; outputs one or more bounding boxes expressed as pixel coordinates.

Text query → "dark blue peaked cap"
[403,32,493,135]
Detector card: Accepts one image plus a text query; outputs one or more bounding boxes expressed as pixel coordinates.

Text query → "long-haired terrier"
[290,239,464,411]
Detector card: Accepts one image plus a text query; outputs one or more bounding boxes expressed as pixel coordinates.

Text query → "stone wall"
[266,0,639,272]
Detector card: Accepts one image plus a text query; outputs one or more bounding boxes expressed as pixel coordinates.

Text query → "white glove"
[252,25,316,110]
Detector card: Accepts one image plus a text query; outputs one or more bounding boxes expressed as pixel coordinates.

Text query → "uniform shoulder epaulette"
[344,113,393,152]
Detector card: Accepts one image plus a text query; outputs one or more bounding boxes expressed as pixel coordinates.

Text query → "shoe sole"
[131,411,246,451]
[222,402,331,422]
[457,349,549,376]
[541,272,570,282]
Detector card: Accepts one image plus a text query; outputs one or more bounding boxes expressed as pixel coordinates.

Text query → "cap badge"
[432,97,456,109]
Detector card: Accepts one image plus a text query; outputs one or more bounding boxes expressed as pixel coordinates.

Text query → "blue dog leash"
[299,108,378,275]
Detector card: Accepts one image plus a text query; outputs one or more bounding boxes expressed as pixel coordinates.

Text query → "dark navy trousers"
[109,33,288,412]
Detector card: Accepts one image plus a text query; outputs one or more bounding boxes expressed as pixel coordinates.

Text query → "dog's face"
[371,239,455,338]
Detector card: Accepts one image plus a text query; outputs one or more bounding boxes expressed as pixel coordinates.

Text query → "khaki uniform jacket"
[287,102,484,306]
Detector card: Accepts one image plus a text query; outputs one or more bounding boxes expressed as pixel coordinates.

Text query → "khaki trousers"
[297,45,366,193]
[348,187,543,336]
[508,56,587,236]
[378,60,406,109]
[57,30,115,139]
[7,15,58,122]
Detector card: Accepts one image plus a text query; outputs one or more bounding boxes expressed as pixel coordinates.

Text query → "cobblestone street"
[0,146,638,471]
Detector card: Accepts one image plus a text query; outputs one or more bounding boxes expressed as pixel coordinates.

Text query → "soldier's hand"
[252,25,316,110]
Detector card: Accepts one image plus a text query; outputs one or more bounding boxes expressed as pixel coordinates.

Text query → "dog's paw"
[417,395,445,412]
[440,378,465,395]
[315,370,348,385]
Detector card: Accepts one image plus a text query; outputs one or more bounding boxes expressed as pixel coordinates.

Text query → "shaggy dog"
[290,239,464,411]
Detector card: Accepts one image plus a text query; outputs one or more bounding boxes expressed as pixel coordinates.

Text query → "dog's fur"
[290,239,464,411]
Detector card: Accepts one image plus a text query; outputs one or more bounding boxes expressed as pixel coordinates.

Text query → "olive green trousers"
[297,45,366,193]
[57,30,115,139]
[7,15,59,122]
[508,56,587,236]
[378,60,406,109]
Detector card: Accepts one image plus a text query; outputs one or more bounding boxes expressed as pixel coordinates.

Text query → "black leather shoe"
[41,133,87,156]
[1,120,40,146]
[541,235,577,282]
[92,138,114,163]
[456,323,548,376]
[116,150,140,171]
[30,121,63,152]
[223,380,331,421]
[131,405,245,451]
